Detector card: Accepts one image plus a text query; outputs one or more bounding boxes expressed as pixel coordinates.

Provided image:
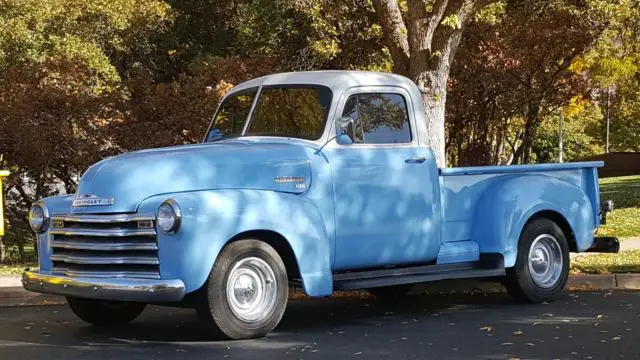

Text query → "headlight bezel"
[28,202,49,233]
[157,199,181,234]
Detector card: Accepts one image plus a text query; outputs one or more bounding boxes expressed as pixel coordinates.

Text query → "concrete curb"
[410,274,640,295]
[1,274,639,307]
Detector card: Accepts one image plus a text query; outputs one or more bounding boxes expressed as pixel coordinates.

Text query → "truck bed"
[436,161,603,263]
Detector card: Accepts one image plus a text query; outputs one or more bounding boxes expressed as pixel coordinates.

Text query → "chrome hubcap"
[528,234,563,288]
[226,257,277,323]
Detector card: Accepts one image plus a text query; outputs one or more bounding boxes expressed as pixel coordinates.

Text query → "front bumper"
[22,271,185,302]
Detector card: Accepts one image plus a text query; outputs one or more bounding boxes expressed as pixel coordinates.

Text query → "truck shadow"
[67,292,525,343]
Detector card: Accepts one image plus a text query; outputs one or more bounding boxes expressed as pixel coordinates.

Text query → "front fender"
[138,189,333,297]
[472,174,596,267]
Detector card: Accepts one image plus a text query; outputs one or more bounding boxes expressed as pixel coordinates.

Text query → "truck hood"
[71,139,313,213]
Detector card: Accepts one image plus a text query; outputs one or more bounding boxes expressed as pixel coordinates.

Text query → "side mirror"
[337,116,353,135]
[315,117,354,153]
[336,116,354,145]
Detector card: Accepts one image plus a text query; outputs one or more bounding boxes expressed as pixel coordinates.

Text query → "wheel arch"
[525,210,577,252]
[227,230,301,281]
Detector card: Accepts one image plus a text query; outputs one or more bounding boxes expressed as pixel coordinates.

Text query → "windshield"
[205,85,332,142]
[205,89,257,142]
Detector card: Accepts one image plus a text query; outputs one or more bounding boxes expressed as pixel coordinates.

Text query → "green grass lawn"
[571,251,640,274]
[598,175,640,238]
[0,263,36,276]
[0,244,37,276]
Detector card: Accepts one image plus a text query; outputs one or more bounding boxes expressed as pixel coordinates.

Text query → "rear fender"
[138,189,333,297]
[471,175,596,267]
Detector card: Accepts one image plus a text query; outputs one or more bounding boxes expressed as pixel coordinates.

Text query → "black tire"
[505,218,570,303]
[196,239,288,340]
[66,297,146,326]
[368,284,413,303]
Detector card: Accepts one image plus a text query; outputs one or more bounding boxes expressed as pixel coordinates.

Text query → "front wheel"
[196,239,289,340]
[67,297,146,326]
[505,218,570,303]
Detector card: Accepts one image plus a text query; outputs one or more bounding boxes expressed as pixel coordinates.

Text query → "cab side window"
[340,93,412,144]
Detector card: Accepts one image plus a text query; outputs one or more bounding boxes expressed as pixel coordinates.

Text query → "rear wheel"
[196,239,288,340]
[505,218,570,303]
[67,297,146,326]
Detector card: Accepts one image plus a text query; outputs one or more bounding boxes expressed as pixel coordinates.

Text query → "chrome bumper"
[22,271,185,302]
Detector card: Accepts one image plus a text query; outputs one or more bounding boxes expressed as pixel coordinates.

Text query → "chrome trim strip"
[22,271,184,302]
[51,254,159,265]
[51,213,155,223]
[50,240,158,251]
[50,228,156,237]
[52,269,161,280]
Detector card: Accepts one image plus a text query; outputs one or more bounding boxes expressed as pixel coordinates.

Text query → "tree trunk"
[0,236,4,264]
[494,126,505,165]
[371,0,490,168]
[419,84,448,168]
[519,102,540,164]
[18,242,25,263]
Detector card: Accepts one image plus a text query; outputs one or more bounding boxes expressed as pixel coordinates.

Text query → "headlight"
[157,199,181,233]
[29,203,49,233]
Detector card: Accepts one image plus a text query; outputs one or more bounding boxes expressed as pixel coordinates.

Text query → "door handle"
[405,157,426,164]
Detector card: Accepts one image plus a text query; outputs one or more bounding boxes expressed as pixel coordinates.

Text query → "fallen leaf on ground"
[513,330,524,336]
[479,326,494,332]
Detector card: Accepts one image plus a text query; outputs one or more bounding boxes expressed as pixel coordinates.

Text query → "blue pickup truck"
[24,71,618,339]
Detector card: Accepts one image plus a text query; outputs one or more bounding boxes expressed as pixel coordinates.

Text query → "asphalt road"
[0,291,637,360]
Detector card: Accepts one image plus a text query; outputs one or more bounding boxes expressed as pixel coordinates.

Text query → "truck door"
[324,88,442,271]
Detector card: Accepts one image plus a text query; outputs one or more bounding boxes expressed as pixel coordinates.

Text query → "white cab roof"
[230,70,418,94]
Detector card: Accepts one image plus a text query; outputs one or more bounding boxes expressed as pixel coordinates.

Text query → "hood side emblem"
[274,176,305,184]
[72,194,115,207]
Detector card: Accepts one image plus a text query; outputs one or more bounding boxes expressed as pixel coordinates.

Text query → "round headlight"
[157,200,181,233]
[29,203,48,233]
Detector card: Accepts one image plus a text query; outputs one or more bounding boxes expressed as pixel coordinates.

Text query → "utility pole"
[605,86,611,153]
[559,110,564,163]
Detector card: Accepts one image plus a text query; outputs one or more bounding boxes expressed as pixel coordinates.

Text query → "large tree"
[446,0,597,165]
[371,0,492,166]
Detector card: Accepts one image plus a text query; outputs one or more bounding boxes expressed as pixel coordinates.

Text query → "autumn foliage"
[0,0,639,255]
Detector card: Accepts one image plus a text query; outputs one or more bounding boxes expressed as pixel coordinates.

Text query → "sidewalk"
[614,237,639,251]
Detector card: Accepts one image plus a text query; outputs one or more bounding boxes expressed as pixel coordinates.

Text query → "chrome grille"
[49,213,160,279]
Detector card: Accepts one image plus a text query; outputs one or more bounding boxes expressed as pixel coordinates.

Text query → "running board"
[333,256,505,291]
